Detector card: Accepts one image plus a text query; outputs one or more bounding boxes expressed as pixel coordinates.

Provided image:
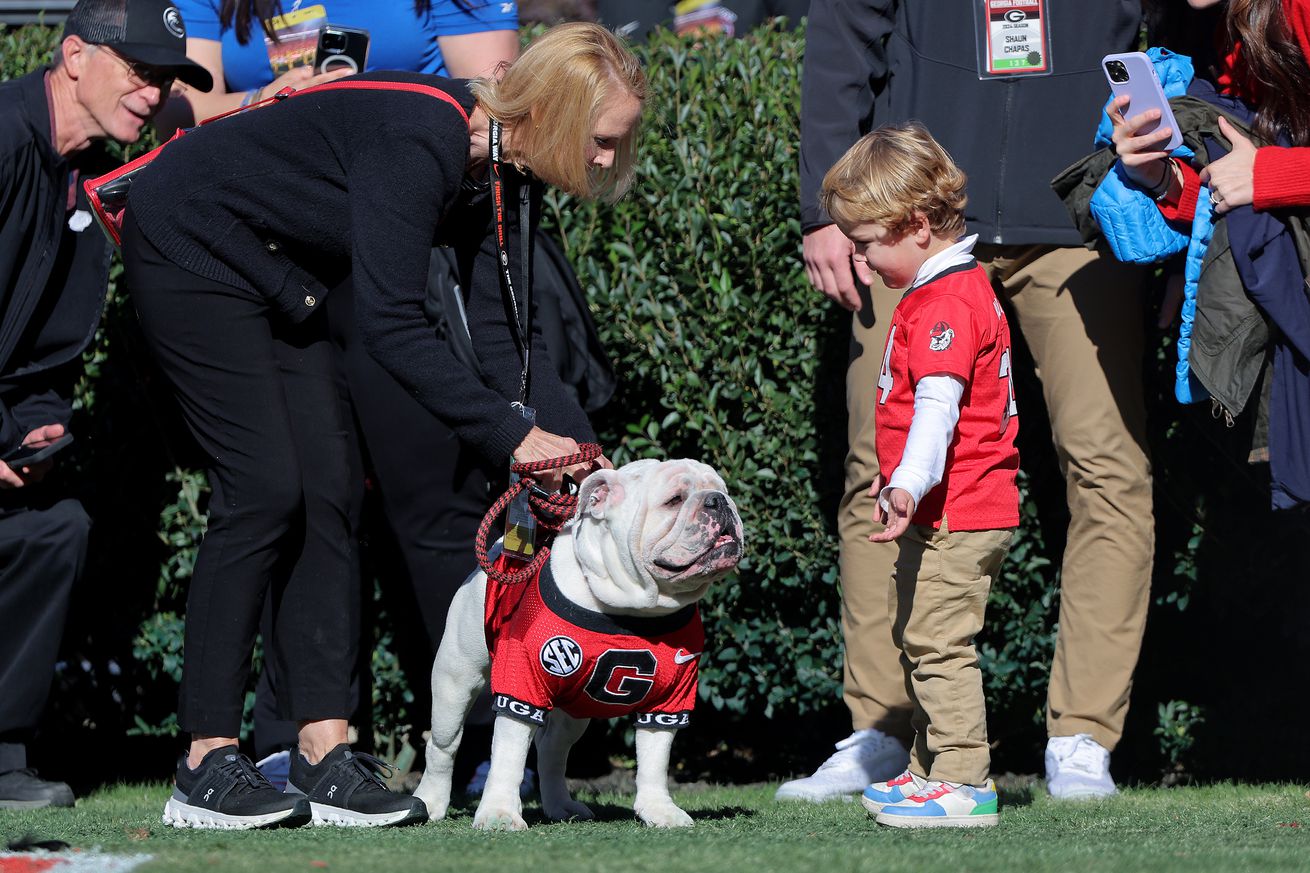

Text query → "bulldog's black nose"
[704,493,725,510]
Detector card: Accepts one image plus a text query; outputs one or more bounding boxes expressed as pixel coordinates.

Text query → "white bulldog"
[413,458,744,830]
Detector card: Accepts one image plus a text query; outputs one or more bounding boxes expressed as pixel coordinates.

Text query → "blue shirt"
[175,0,518,90]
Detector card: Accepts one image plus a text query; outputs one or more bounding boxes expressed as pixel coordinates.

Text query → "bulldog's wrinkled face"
[569,458,745,611]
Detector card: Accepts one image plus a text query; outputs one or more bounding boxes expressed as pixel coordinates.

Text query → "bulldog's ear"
[576,469,624,521]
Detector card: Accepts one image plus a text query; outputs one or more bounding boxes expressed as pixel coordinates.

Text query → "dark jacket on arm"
[0,68,113,457]
[126,72,593,468]
[800,0,1141,245]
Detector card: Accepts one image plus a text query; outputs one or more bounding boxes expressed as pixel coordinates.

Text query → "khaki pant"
[892,523,1013,785]
[839,244,1153,751]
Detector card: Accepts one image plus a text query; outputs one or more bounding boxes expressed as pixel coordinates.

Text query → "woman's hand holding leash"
[514,426,608,491]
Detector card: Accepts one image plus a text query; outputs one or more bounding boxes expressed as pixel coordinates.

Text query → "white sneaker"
[775,729,910,802]
[1045,734,1116,800]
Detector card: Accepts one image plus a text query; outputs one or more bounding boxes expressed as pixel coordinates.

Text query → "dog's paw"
[418,798,448,822]
[472,799,528,831]
[542,798,594,822]
[634,799,694,829]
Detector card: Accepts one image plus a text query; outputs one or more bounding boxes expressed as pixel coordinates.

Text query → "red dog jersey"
[484,558,703,729]
[874,262,1020,530]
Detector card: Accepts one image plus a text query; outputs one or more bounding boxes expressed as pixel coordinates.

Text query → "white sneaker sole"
[308,800,426,827]
[859,794,897,814]
[1048,785,1117,801]
[162,797,307,830]
[775,782,865,803]
[875,810,999,829]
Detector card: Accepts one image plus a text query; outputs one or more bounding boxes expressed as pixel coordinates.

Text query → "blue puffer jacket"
[1088,48,1212,403]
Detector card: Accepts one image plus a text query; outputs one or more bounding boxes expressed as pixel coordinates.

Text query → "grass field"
[3,781,1309,873]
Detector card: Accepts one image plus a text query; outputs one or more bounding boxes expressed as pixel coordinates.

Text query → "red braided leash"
[475,443,604,584]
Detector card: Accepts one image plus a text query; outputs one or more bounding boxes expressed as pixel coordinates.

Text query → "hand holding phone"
[1103,52,1182,152]
[5,433,74,469]
[316,25,370,75]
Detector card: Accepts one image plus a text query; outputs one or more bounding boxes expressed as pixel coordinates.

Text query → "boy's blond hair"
[470,23,646,204]
[820,122,967,239]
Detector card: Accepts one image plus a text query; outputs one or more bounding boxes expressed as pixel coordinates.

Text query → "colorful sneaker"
[775,729,910,802]
[286,744,427,827]
[859,768,927,814]
[1046,734,1116,800]
[874,779,999,829]
[163,746,311,830]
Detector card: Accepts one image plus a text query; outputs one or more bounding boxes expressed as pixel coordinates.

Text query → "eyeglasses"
[96,45,175,91]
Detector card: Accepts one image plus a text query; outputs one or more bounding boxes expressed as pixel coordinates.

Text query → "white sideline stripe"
[0,851,153,872]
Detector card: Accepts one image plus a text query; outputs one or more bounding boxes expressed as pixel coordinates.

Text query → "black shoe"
[163,746,311,830]
[0,769,75,810]
[287,744,426,827]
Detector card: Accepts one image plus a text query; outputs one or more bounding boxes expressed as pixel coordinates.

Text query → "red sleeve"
[1157,160,1201,225]
[905,295,980,385]
[649,658,698,717]
[1253,146,1310,211]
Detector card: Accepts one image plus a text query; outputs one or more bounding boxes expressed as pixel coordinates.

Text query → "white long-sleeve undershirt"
[878,372,966,512]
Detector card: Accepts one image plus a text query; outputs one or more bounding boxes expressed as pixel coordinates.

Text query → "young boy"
[820,122,1020,828]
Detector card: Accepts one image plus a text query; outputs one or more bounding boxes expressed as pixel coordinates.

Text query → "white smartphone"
[1102,52,1182,152]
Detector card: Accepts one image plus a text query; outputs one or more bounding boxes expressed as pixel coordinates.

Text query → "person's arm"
[430,0,520,78]
[799,0,895,310]
[1251,145,1310,211]
[879,374,965,510]
[154,37,350,135]
[347,114,536,467]
[437,30,518,78]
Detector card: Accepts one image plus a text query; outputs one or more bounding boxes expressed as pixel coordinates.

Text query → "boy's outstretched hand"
[868,475,916,542]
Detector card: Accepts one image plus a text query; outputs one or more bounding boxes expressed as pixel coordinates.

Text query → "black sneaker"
[163,746,311,830]
[0,769,75,810]
[287,744,426,827]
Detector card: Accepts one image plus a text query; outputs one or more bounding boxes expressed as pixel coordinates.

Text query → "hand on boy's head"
[869,487,915,542]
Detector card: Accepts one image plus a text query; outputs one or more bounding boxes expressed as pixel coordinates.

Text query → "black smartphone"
[316,25,370,75]
[5,433,74,468]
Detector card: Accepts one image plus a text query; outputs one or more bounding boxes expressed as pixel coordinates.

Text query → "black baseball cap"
[64,0,214,91]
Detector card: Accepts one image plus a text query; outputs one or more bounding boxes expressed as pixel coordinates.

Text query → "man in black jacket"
[778,0,1154,802]
[0,0,210,809]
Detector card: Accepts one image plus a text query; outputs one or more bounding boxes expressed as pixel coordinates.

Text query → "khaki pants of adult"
[838,243,1154,752]
[891,522,1014,785]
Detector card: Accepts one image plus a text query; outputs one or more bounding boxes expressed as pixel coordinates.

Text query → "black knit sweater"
[127,71,594,467]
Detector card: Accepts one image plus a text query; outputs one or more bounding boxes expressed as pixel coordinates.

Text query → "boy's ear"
[911,211,933,243]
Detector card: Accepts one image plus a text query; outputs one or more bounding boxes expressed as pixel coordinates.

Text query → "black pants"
[122,213,356,737]
[0,496,90,772]
[330,281,494,652]
[252,278,494,757]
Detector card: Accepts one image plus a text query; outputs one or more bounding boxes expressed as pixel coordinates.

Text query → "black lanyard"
[489,119,532,405]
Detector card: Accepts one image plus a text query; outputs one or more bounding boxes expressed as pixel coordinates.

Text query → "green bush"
[6,20,1309,783]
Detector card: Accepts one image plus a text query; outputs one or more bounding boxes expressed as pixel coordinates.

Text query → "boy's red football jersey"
[874,261,1020,530]
[484,558,702,729]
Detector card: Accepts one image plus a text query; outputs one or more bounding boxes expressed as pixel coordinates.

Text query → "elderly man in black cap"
[0,0,210,810]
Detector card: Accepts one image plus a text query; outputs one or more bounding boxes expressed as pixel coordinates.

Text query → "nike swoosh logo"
[673,649,700,665]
